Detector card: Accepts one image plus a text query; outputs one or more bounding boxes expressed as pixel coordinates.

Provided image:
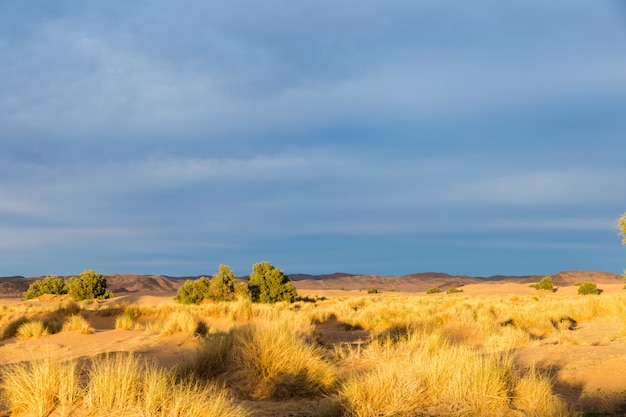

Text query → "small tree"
[23,275,67,300]
[210,264,238,301]
[577,282,598,295]
[618,212,626,244]
[174,277,212,304]
[532,276,554,291]
[247,261,297,303]
[67,270,110,301]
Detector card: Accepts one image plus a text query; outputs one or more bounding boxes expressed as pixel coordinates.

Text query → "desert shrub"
[23,275,67,300]
[577,282,598,295]
[530,276,554,291]
[67,270,111,301]
[175,265,239,304]
[62,314,94,334]
[210,264,238,301]
[447,287,464,294]
[426,287,441,294]
[247,261,297,304]
[367,288,379,294]
[175,277,213,304]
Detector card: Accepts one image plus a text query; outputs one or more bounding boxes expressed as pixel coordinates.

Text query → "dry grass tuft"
[1,351,81,417]
[161,311,208,336]
[229,314,337,399]
[16,320,50,340]
[62,314,94,334]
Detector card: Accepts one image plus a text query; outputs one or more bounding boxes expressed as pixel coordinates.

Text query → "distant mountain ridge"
[0,270,622,297]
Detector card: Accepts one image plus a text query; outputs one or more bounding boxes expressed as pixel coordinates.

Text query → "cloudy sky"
[2,1,626,278]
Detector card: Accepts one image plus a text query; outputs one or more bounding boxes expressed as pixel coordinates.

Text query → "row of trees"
[23,270,111,301]
[176,262,297,305]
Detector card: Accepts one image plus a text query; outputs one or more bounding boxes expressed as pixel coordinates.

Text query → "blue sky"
[1,1,625,278]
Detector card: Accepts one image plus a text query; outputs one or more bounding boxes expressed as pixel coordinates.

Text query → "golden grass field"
[1,281,626,416]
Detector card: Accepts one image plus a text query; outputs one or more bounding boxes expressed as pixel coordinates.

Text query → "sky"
[1,1,626,278]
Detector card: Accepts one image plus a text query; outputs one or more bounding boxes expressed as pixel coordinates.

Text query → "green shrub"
[175,265,239,304]
[23,275,67,300]
[531,276,554,291]
[175,277,212,304]
[67,270,111,301]
[367,288,379,294]
[247,262,297,304]
[447,287,464,294]
[577,282,598,295]
[426,287,441,294]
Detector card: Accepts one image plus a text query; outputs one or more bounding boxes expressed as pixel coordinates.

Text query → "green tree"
[23,275,67,300]
[247,261,297,303]
[175,276,212,304]
[210,264,238,301]
[619,212,626,244]
[67,270,110,301]
[532,276,554,291]
[577,282,598,295]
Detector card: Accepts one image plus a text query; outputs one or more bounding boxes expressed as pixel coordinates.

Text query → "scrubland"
[1,289,626,416]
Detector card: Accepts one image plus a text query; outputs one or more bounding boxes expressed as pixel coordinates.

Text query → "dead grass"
[2,291,626,416]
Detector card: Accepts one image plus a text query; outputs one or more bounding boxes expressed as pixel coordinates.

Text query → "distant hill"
[0,270,622,297]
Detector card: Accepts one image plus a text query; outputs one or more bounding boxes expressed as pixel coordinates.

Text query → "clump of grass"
[85,352,143,412]
[16,320,50,340]
[177,331,234,379]
[1,316,30,339]
[339,331,568,416]
[62,314,94,334]
[161,311,208,336]
[229,315,337,399]
[85,352,249,417]
[115,312,138,330]
[1,352,81,417]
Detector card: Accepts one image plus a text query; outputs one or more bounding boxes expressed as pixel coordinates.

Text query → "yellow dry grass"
[2,290,626,416]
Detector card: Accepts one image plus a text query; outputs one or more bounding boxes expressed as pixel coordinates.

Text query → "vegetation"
[447,287,464,294]
[67,270,111,301]
[618,211,626,244]
[247,261,297,303]
[6,283,626,416]
[577,282,598,295]
[531,276,554,291]
[367,287,379,294]
[23,275,67,300]
[426,287,441,294]
[175,265,240,304]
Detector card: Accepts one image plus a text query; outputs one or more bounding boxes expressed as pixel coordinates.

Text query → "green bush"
[367,288,379,294]
[67,270,111,301]
[426,287,441,294]
[247,261,297,304]
[577,282,598,295]
[447,287,464,294]
[531,276,554,291]
[175,265,240,304]
[175,277,212,304]
[23,275,67,300]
